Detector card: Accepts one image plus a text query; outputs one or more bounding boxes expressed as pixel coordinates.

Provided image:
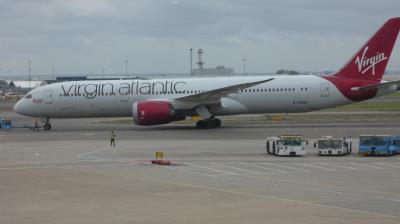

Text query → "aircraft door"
[120,92,129,102]
[43,89,54,104]
[320,83,330,97]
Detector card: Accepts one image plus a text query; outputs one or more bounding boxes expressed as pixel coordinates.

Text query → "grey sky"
[0,0,399,76]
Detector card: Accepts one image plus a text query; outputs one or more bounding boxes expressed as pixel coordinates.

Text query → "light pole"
[28,60,32,89]
[190,48,193,76]
[242,58,246,75]
[124,60,128,78]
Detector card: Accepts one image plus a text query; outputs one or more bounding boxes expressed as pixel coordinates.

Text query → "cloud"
[0,0,399,75]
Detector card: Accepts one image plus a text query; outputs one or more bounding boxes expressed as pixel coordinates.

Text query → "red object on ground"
[151,160,172,165]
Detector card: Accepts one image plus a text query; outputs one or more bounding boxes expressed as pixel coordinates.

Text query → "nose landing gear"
[43,123,51,130]
[42,117,51,130]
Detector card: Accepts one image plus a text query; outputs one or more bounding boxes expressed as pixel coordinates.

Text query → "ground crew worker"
[110,131,116,147]
[33,120,39,132]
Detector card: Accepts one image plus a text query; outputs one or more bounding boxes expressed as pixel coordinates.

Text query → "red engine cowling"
[132,101,184,125]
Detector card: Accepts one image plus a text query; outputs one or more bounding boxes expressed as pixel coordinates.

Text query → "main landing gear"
[196,118,221,129]
[194,106,221,129]
[42,117,51,130]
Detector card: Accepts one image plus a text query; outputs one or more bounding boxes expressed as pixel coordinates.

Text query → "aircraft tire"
[196,120,206,129]
[44,123,51,130]
[205,119,215,128]
[214,118,221,127]
[196,118,222,129]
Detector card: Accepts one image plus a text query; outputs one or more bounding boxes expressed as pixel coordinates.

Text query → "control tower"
[196,49,204,70]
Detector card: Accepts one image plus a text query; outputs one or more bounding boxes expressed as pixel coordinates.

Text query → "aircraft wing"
[174,78,274,103]
[351,79,400,91]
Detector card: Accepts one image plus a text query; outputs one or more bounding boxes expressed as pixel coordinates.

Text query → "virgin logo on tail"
[355,46,387,75]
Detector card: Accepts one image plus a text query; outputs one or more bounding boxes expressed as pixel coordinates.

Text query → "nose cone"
[13,100,22,114]
[13,99,28,116]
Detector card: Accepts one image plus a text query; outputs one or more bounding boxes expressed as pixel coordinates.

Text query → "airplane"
[14,17,400,130]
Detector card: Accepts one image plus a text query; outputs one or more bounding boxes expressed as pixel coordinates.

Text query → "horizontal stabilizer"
[351,79,400,91]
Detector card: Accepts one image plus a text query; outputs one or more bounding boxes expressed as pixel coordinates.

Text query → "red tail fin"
[336,17,400,81]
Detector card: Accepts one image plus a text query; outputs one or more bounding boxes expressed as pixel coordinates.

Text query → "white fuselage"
[13,75,396,118]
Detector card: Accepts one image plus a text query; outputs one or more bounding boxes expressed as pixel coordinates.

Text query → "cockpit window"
[24,94,32,99]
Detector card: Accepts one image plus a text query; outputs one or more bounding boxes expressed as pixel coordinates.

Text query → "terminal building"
[0,80,46,96]
[192,65,234,76]
[191,49,235,76]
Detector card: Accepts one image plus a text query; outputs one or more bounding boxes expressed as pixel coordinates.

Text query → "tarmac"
[1,112,400,223]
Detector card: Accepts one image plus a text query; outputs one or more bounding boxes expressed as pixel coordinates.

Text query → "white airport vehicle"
[316,136,352,156]
[13,18,400,130]
[266,135,307,156]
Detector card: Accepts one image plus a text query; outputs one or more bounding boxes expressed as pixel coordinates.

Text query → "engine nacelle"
[132,101,185,125]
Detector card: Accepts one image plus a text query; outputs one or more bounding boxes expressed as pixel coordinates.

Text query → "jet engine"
[132,101,185,125]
